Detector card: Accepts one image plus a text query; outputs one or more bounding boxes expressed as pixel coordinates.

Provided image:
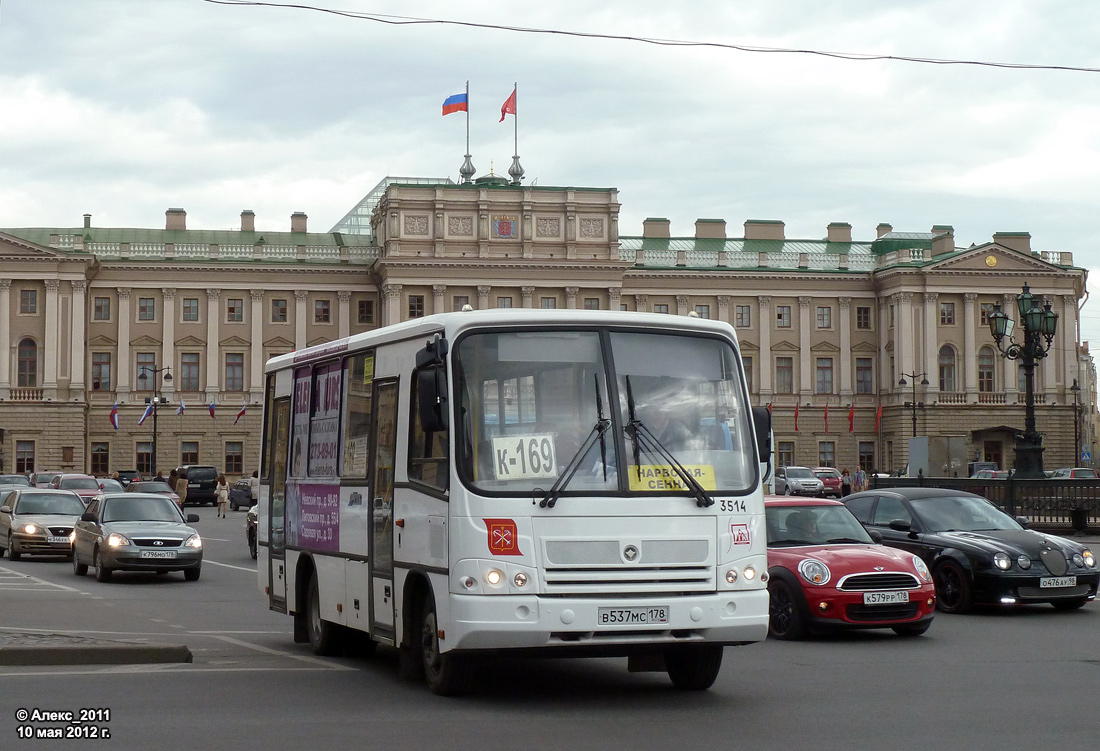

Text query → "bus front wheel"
[419,594,472,696]
[664,644,724,690]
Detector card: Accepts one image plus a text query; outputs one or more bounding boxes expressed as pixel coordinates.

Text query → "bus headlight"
[725,569,738,584]
[513,572,528,587]
[485,569,504,586]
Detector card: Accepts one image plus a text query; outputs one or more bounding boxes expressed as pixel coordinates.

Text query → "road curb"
[0,644,193,666]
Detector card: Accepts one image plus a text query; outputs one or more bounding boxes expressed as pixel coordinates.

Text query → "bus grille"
[542,538,714,594]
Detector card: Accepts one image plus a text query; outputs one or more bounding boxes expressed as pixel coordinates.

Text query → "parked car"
[813,467,843,498]
[0,488,86,560]
[970,469,1011,479]
[174,465,218,506]
[765,497,936,639]
[30,471,63,488]
[125,481,182,507]
[0,474,32,487]
[841,487,1099,612]
[98,478,125,493]
[114,470,143,486]
[72,493,203,581]
[50,474,104,505]
[774,466,825,496]
[229,479,252,511]
[246,505,258,560]
[1049,468,1099,479]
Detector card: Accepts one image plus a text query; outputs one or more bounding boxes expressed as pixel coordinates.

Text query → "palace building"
[0,174,1093,478]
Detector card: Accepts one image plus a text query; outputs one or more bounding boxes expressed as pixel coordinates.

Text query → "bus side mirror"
[751,406,771,463]
[417,367,448,433]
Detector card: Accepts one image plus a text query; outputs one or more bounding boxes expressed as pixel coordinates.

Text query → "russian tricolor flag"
[109,403,119,430]
[442,91,468,116]
[137,402,154,426]
[177,398,186,416]
[235,402,247,425]
[209,401,216,418]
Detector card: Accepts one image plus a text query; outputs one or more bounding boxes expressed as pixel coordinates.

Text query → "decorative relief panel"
[579,218,604,239]
[403,214,429,236]
[448,216,474,236]
[536,217,561,238]
[491,215,519,239]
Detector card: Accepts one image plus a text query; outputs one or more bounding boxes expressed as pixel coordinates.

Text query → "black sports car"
[842,487,1098,613]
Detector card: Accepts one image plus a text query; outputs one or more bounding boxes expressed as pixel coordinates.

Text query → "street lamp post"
[138,365,172,477]
[898,372,930,438]
[988,283,1058,479]
[1070,378,1081,467]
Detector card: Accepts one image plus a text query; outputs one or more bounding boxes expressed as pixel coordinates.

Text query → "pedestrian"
[175,471,188,507]
[248,470,260,507]
[154,468,166,482]
[854,466,867,493]
[841,468,852,497]
[215,474,229,517]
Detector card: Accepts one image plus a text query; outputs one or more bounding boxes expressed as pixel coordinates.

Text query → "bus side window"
[409,370,449,492]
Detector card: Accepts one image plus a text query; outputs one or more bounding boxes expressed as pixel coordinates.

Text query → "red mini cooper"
[765,497,937,639]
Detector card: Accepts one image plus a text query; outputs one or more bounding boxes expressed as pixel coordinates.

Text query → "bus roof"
[266,309,741,372]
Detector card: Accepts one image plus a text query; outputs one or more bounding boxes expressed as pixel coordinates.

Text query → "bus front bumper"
[444,589,769,652]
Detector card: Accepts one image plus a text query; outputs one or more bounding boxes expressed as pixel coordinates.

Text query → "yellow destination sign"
[629,465,717,492]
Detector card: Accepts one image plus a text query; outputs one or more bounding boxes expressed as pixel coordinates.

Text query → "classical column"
[608,287,621,310]
[295,289,309,346]
[160,288,175,397]
[432,285,446,316]
[1063,294,1078,391]
[676,295,689,317]
[1002,293,1018,394]
[839,297,852,398]
[757,296,772,396]
[380,284,402,326]
[521,286,535,309]
[798,296,812,399]
[70,281,88,395]
[477,285,491,310]
[206,289,221,401]
[635,294,648,313]
[250,291,264,396]
[565,287,579,310]
[963,292,978,399]
[116,288,132,398]
[0,280,10,397]
[717,295,730,325]
[338,291,351,339]
[923,292,938,386]
[897,292,914,381]
[43,280,60,398]
[1043,294,1057,395]
[879,298,891,392]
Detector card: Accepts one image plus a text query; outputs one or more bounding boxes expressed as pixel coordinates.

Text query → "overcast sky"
[4,0,1100,349]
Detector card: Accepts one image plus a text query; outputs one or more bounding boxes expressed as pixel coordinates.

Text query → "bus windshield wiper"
[538,375,611,509]
[623,376,715,508]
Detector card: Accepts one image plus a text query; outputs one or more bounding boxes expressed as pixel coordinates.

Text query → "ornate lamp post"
[898,372,929,438]
[138,365,172,476]
[988,283,1058,479]
[1070,378,1081,467]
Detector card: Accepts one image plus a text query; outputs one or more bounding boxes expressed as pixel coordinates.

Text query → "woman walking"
[841,468,852,497]
[215,474,229,518]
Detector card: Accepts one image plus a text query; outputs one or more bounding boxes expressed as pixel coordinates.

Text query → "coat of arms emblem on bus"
[484,518,521,555]
[491,215,517,239]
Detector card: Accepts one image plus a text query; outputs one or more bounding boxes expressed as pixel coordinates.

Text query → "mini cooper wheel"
[933,560,972,613]
[768,579,808,640]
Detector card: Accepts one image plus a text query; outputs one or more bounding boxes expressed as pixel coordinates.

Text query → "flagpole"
[465,80,470,158]
[507,82,524,185]
[459,80,475,183]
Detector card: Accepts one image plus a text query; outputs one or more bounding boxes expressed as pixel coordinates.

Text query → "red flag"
[499,86,516,122]
[824,403,829,434]
[848,403,855,433]
[794,403,799,432]
[766,402,772,415]
[875,403,883,434]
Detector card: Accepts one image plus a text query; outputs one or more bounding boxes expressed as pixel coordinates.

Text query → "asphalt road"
[0,511,1097,751]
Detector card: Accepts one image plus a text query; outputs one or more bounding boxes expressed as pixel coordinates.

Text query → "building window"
[980,302,996,327]
[453,295,470,311]
[181,353,200,391]
[777,441,794,468]
[940,302,955,325]
[497,296,512,308]
[16,441,35,473]
[856,357,874,394]
[314,299,331,323]
[819,441,836,467]
[271,299,287,323]
[777,305,791,327]
[939,345,957,392]
[408,295,425,318]
[91,442,110,476]
[182,297,199,322]
[358,299,374,323]
[181,441,199,466]
[91,353,112,391]
[694,304,710,319]
[735,305,751,328]
[816,306,832,329]
[135,352,156,391]
[856,306,872,330]
[20,289,38,314]
[653,304,669,314]
[138,297,155,321]
[540,297,557,309]
[225,354,244,392]
[859,441,876,472]
[978,347,995,392]
[742,356,753,393]
[584,298,600,310]
[776,357,794,394]
[227,298,244,322]
[136,441,153,476]
[225,442,244,474]
[620,304,628,311]
[18,338,37,388]
[93,297,111,321]
[816,358,834,394]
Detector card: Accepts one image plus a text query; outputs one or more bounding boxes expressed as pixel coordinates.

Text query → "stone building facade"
[0,175,1093,478]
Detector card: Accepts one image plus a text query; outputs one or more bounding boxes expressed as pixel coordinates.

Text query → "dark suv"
[175,465,218,506]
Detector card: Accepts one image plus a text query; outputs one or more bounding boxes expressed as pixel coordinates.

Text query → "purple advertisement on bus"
[286,481,340,551]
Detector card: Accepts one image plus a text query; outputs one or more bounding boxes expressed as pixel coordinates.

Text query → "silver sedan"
[73,493,203,581]
[0,488,86,560]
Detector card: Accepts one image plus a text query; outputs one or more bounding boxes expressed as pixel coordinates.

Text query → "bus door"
[369,379,399,637]
[267,397,291,611]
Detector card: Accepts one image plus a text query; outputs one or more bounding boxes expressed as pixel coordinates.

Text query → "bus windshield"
[454,328,755,495]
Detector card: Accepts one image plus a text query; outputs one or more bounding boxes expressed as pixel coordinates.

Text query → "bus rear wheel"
[307,572,342,656]
[665,644,724,690]
[419,594,472,696]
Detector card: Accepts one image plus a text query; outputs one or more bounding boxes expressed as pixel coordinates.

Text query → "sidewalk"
[0,630,192,666]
